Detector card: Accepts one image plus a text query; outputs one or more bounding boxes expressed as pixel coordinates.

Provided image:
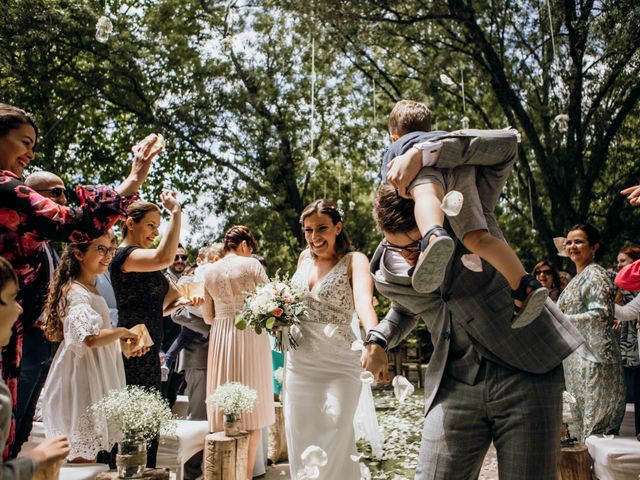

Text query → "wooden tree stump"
[268,401,288,463]
[96,468,170,479]
[559,444,593,480]
[204,431,249,480]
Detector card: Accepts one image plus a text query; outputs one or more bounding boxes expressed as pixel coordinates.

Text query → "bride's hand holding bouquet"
[235,276,306,350]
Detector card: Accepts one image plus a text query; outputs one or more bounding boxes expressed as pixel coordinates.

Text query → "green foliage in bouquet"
[90,386,176,442]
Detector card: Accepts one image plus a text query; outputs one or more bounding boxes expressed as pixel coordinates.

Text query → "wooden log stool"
[96,468,170,479]
[204,431,249,480]
[558,444,593,480]
[268,401,288,463]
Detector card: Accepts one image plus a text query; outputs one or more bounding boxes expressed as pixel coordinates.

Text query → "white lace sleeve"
[63,288,102,357]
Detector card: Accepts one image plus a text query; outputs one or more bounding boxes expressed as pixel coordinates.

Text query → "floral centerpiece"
[235,275,306,350]
[90,386,176,478]
[207,382,257,436]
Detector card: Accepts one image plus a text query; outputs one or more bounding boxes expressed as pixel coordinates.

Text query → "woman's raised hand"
[116,133,165,197]
[160,190,181,213]
[621,184,640,205]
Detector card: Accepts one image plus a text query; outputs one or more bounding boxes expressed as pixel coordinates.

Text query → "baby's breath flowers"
[90,386,175,442]
[206,382,257,421]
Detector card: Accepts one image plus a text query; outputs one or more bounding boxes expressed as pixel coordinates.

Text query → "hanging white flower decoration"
[307,156,320,173]
[348,200,356,210]
[553,114,569,133]
[95,16,113,43]
[461,116,470,129]
[336,199,344,215]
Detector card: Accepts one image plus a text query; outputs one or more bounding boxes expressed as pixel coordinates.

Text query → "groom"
[362,133,584,479]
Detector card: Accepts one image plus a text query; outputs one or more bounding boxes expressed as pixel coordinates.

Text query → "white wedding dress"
[284,252,362,479]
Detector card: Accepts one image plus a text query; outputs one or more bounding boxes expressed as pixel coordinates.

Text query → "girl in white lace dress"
[284,200,382,479]
[41,232,138,461]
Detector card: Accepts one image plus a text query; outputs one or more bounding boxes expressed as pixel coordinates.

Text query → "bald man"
[13,171,66,456]
[24,171,67,205]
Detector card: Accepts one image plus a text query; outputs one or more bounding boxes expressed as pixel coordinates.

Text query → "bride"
[284,199,383,479]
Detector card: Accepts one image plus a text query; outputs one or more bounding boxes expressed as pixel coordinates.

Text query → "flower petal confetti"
[440,190,464,216]
[392,375,415,403]
[301,445,329,468]
[351,340,365,351]
[323,324,339,338]
[461,253,483,272]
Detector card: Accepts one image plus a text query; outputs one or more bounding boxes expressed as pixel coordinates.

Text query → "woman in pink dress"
[202,226,274,480]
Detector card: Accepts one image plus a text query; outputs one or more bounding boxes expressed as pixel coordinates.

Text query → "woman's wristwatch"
[363,331,388,351]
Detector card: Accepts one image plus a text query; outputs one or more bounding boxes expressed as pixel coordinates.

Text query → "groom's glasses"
[381,239,421,255]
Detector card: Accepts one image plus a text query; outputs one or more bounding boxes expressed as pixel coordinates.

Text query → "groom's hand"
[361,344,390,384]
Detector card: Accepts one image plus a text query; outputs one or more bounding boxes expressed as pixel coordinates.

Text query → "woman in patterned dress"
[0,103,159,457]
[558,224,625,441]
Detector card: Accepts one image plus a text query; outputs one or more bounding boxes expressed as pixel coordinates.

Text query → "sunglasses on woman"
[534,268,553,276]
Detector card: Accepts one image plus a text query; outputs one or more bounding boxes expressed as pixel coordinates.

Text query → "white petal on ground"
[392,375,415,403]
[461,254,483,272]
[440,190,464,216]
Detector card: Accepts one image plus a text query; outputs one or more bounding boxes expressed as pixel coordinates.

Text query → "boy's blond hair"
[388,100,432,137]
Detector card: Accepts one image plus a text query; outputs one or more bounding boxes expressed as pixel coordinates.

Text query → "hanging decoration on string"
[528,177,537,235]
[95,1,113,43]
[460,66,469,129]
[348,161,355,210]
[546,0,557,60]
[307,35,319,178]
[440,70,469,129]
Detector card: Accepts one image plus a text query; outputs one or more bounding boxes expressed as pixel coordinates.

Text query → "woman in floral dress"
[558,223,625,441]
[0,103,160,457]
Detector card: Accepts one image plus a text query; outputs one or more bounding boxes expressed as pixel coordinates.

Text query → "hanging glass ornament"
[348,200,356,210]
[95,16,113,43]
[553,114,569,133]
[307,156,319,173]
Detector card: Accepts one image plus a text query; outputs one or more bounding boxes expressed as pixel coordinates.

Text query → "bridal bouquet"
[235,275,305,350]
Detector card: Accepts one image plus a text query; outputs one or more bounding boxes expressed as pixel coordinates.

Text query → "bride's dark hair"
[300,199,352,256]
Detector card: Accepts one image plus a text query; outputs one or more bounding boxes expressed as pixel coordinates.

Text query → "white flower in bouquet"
[207,382,257,420]
[235,274,306,350]
[90,386,176,443]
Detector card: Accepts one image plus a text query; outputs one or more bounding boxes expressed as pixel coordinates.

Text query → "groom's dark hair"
[373,184,417,233]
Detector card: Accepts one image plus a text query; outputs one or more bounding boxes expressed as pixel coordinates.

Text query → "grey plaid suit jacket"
[371,243,584,413]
